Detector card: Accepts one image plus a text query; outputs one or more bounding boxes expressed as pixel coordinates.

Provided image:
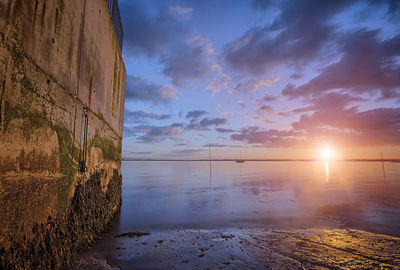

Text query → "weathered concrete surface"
[0,0,125,268]
[69,227,400,269]
[1,170,121,269]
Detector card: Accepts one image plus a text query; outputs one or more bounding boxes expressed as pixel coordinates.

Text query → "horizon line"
[122,158,400,162]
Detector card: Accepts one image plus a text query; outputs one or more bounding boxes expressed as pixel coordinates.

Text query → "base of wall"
[0,169,121,269]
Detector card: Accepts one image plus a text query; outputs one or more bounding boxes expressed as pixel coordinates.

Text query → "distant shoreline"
[122,158,400,162]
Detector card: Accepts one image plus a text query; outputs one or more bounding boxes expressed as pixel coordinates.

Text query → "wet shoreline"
[70,225,400,269]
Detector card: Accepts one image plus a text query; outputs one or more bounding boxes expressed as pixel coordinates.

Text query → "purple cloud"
[260,93,277,102]
[283,30,400,100]
[224,0,355,74]
[257,105,274,115]
[215,128,235,133]
[231,127,304,146]
[160,36,216,86]
[228,77,280,95]
[186,117,229,130]
[232,97,400,148]
[290,92,365,114]
[127,123,185,143]
[125,110,172,123]
[186,110,208,119]
[120,2,189,57]
[199,117,228,127]
[125,75,178,104]
[291,107,400,146]
[202,143,231,148]
[119,2,218,86]
[127,151,152,155]
[172,149,204,154]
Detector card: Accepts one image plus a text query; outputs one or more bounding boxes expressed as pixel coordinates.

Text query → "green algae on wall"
[89,132,121,162]
[52,123,79,212]
[3,101,48,133]
[2,100,122,211]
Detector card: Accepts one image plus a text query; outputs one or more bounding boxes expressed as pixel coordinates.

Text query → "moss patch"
[88,132,121,162]
[3,102,79,212]
[3,101,49,137]
[20,75,36,96]
[52,123,79,213]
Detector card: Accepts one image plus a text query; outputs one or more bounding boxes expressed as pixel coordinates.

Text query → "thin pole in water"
[381,152,386,180]
[209,144,212,190]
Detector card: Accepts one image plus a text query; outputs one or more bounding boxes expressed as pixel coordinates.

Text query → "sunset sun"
[320,146,334,160]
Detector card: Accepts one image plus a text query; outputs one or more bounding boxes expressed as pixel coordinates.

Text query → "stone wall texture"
[0,0,125,268]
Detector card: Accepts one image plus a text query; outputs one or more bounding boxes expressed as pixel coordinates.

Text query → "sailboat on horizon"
[235,150,245,163]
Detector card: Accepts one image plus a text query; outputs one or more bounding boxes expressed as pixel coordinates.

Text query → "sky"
[118,0,400,160]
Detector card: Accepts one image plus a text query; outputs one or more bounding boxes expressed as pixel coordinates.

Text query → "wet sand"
[69,226,400,269]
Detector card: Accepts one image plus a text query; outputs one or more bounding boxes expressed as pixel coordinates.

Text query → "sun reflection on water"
[325,161,330,182]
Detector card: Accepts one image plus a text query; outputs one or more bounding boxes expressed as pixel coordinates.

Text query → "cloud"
[251,0,277,10]
[290,73,303,80]
[186,117,229,130]
[283,30,400,100]
[215,128,235,133]
[169,6,194,19]
[199,117,229,127]
[231,127,303,146]
[291,106,400,146]
[160,36,216,86]
[123,126,137,138]
[172,149,204,154]
[120,2,189,57]
[368,0,400,18]
[207,75,233,95]
[186,110,208,119]
[224,0,355,75]
[119,2,218,86]
[125,110,172,123]
[257,105,274,115]
[202,143,230,148]
[260,93,277,102]
[228,76,280,95]
[125,75,178,104]
[232,91,400,147]
[127,151,152,155]
[297,92,365,113]
[254,102,286,122]
[176,143,188,146]
[126,123,185,143]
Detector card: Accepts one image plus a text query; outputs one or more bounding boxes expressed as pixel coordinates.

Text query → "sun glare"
[321,146,334,160]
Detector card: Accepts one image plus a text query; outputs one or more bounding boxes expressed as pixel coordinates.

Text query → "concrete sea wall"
[0,0,125,268]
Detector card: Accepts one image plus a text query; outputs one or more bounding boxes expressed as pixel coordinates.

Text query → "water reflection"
[325,161,330,182]
[119,161,400,236]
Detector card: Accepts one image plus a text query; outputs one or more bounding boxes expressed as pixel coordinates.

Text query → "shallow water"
[117,160,400,236]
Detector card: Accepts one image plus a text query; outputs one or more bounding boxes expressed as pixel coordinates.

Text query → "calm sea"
[116,161,400,236]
